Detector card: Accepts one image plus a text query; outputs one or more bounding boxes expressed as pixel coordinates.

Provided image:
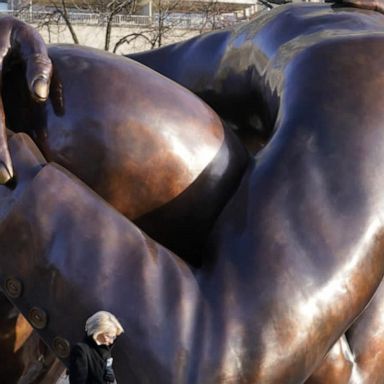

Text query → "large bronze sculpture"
[1,0,384,382]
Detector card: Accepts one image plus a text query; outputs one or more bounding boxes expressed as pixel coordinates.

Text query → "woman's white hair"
[85,311,124,339]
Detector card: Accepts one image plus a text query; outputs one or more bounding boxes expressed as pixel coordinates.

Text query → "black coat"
[69,336,115,384]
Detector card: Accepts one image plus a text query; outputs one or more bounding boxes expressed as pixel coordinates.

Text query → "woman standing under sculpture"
[69,311,123,384]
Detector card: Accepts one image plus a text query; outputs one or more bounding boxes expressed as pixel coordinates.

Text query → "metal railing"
[0,9,248,29]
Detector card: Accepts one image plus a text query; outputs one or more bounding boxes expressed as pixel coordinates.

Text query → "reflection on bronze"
[305,336,354,384]
[28,307,48,330]
[2,1,384,383]
[52,336,70,359]
[4,277,23,299]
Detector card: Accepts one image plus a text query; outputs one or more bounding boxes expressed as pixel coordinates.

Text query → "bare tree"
[112,0,226,53]
[80,0,138,51]
[27,0,137,49]
[52,0,80,44]
[195,0,224,33]
[113,30,153,52]
[147,0,184,48]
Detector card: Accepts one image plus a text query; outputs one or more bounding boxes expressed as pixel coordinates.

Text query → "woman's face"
[96,331,117,346]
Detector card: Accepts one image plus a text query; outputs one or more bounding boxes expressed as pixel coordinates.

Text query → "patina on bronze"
[1,1,384,383]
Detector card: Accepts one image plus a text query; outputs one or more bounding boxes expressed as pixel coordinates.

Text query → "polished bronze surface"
[304,336,353,384]
[129,4,384,381]
[343,278,384,384]
[1,1,384,383]
[2,43,247,265]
